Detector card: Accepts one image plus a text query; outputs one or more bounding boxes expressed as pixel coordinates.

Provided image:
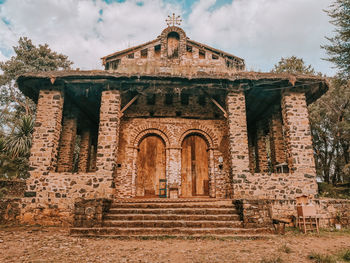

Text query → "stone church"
[17,18,329,227]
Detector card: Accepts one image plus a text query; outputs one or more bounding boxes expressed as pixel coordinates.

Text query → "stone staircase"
[70,199,272,238]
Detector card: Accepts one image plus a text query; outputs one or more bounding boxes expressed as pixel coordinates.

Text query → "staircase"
[70,199,272,238]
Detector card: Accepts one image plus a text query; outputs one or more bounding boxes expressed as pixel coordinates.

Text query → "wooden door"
[136,136,166,197]
[181,135,209,197]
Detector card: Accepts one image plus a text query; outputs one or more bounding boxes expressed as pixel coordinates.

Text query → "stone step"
[107,208,239,215]
[70,227,271,236]
[103,220,243,228]
[103,214,240,221]
[110,203,235,209]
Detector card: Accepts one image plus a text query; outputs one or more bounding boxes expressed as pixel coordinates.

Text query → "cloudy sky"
[0,0,336,75]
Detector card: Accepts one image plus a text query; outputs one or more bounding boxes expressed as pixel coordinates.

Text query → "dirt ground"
[0,226,349,263]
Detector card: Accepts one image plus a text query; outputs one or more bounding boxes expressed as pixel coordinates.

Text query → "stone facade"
[16,25,330,226]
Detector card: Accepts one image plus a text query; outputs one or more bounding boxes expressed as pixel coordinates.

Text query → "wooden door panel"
[181,135,209,197]
[136,136,165,197]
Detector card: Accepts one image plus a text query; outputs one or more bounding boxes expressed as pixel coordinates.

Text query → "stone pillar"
[57,108,78,173]
[96,90,121,175]
[78,128,91,173]
[281,91,315,174]
[269,110,286,167]
[29,89,64,174]
[248,134,256,174]
[225,91,250,175]
[256,120,269,173]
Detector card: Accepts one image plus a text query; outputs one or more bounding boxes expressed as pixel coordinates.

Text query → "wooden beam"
[201,89,227,118]
[120,94,139,116]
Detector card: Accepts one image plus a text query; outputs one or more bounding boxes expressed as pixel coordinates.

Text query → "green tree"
[322,0,350,80]
[0,37,73,179]
[271,56,316,75]
[272,56,350,185]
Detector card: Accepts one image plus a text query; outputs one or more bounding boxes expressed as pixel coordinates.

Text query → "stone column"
[256,120,269,173]
[269,110,286,167]
[96,90,121,175]
[248,135,256,174]
[78,127,91,173]
[29,89,64,174]
[225,91,250,175]
[57,108,78,173]
[281,91,315,175]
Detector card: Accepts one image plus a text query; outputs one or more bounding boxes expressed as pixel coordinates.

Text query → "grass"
[279,244,292,254]
[260,255,283,263]
[308,252,336,263]
[339,249,350,262]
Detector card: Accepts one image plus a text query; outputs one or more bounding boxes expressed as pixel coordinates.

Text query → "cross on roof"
[166,13,182,27]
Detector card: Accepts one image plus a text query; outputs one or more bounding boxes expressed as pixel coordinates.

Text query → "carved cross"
[166,13,182,27]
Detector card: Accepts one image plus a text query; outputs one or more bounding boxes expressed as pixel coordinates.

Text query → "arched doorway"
[181,134,209,197]
[136,135,166,197]
[167,32,180,58]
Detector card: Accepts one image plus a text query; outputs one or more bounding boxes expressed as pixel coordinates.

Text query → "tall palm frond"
[6,115,34,159]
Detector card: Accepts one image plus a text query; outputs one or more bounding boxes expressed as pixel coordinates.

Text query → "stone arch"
[178,129,215,149]
[132,128,170,149]
[160,26,186,59]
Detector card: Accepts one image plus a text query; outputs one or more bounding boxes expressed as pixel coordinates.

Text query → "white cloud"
[0,0,336,75]
[185,0,335,74]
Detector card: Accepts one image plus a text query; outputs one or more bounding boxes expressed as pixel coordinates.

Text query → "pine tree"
[322,0,350,79]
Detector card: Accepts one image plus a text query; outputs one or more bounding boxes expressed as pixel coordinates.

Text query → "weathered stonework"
[96,90,121,175]
[269,111,286,167]
[281,91,316,175]
[256,120,269,173]
[57,111,77,172]
[78,128,91,173]
[29,89,64,173]
[16,25,330,227]
[226,91,250,175]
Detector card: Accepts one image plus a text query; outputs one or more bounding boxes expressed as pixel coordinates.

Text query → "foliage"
[308,252,336,263]
[322,0,350,80]
[279,244,292,254]
[341,249,350,262]
[0,37,73,179]
[318,182,350,199]
[309,79,350,184]
[260,255,283,263]
[271,56,316,75]
[272,56,350,186]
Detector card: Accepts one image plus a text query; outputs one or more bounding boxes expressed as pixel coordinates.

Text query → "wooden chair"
[296,205,319,234]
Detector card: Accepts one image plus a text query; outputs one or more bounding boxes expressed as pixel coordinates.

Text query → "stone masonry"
[17,24,329,226]
[29,89,64,174]
[281,90,316,175]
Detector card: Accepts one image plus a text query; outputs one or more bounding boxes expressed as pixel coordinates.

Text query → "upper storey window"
[167,32,180,58]
[199,49,205,59]
[154,45,161,58]
[127,53,134,59]
[141,49,148,59]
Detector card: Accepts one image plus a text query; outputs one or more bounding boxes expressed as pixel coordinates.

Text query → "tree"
[272,56,350,185]
[271,56,316,75]
[322,0,350,80]
[0,37,73,179]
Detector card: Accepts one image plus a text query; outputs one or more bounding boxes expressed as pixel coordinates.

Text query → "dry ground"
[0,226,350,263]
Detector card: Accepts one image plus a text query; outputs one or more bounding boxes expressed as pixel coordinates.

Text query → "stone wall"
[0,180,26,197]
[234,199,273,228]
[235,198,350,229]
[232,172,317,199]
[73,198,112,227]
[0,198,22,224]
[21,172,114,226]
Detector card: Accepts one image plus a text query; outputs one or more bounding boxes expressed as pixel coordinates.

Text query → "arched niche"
[167,32,180,58]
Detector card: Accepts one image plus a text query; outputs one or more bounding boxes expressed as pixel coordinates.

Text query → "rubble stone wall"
[235,198,350,229]
[21,172,114,226]
[232,172,318,200]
